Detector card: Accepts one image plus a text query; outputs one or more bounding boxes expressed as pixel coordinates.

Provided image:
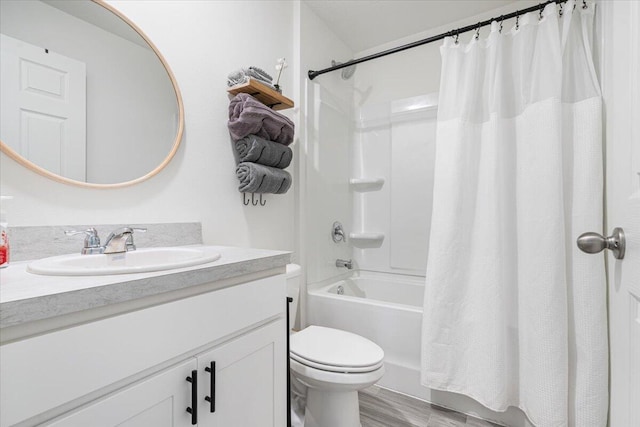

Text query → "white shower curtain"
[421,2,607,426]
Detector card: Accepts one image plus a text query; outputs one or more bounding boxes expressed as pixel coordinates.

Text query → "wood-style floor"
[359,386,502,427]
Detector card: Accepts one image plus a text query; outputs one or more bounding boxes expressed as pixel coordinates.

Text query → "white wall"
[352,95,438,275]
[0,0,296,253]
[0,0,176,184]
[294,1,355,329]
[298,2,354,285]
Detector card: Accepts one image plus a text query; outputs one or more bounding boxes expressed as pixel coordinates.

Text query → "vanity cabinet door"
[48,359,198,427]
[197,319,287,427]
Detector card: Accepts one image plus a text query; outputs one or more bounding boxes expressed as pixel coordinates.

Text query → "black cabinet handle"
[186,370,198,425]
[287,296,293,427]
[205,361,216,413]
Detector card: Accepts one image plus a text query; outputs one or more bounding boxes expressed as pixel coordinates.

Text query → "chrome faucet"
[103,227,147,254]
[336,259,353,269]
[103,227,134,254]
[65,226,147,254]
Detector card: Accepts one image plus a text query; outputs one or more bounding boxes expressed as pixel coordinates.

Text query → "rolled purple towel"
[228,93,294,145]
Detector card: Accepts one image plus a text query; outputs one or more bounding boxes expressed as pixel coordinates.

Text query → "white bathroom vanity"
[0,246,290,427]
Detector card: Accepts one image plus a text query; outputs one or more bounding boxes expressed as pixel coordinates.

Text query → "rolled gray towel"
[227,66,274,89]
[228,93,294,145]
[247,66,273,82]
[236,162,292,194]
[235,135,292,169]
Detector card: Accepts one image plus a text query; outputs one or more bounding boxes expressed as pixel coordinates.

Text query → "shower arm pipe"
[308,0,571,80]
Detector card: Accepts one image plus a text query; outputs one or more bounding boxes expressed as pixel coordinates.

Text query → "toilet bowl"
[286,264,385,427]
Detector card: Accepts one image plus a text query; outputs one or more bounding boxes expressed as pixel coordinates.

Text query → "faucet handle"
[332,222,346,243]
[65,227,102,254]
[126,227,147,251]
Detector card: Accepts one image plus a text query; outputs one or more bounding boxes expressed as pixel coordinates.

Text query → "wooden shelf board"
[227,78,294,111]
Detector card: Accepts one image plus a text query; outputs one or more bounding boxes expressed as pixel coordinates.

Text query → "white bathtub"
[307,271,425,399]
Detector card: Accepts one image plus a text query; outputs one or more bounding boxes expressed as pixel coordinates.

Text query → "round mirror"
[0,0,184,188]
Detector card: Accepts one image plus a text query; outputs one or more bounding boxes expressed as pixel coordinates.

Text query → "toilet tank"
[286,264,301,331]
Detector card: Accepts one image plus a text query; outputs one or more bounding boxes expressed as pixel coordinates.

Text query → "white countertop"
[0,245,290,331]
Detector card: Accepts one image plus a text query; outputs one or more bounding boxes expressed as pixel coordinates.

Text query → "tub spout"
[336,259,353,269]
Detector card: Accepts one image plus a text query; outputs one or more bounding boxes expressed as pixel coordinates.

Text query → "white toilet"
[286,264,385,427]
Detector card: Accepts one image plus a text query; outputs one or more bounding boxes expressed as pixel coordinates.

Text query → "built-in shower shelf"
[349,177,385,192]
[227,78,294,110]
[349,233,385,248]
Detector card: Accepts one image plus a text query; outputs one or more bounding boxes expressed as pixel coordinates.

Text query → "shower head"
[331,60,356,80]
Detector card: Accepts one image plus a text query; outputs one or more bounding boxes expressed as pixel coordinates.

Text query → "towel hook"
[242,193,267,206]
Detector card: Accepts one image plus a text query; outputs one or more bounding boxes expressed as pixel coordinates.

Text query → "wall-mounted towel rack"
[228,79,294,111]
[228,77,294,204]
[243,193,267,206]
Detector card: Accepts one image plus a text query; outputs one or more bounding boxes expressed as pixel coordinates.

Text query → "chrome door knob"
[577,227,625,260]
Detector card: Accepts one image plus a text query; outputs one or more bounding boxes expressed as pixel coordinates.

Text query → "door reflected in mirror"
[0,0,183,187]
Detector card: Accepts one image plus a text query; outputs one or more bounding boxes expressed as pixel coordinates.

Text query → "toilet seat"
[290,325,384,373]
[289,357,385,389]
[290,352,383,373]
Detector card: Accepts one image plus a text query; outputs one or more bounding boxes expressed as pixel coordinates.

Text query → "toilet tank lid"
[286,263,301,278]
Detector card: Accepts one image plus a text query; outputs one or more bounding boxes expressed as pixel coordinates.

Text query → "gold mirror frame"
[0,0,184,189]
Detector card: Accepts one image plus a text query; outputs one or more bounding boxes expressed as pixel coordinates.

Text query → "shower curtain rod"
[308,0,573,80]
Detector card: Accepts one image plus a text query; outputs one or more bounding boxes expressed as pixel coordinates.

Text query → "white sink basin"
[27,247,221,276]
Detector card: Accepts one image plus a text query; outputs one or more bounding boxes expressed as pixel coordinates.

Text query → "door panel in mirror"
[1,33,87,181]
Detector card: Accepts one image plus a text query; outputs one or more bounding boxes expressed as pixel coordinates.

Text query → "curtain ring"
[475,23,480,40]
[454,29,459,44]
[515,12,520,30]
[499,15,504,33]
[582,0,588,9]
[538,4,544,20]
[559,3,564,17]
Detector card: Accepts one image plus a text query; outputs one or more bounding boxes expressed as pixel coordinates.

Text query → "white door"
[598,1,640,426]
[197,320,287,427]
[48,358,197,427]
[0,33,86,181]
